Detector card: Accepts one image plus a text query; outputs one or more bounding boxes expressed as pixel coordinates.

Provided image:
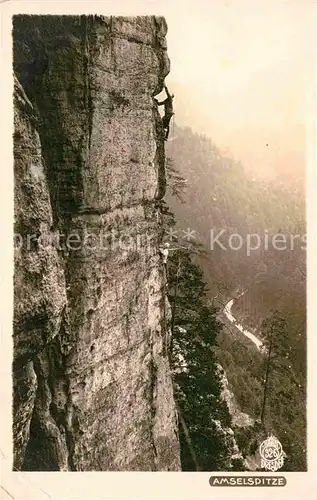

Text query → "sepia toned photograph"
[12,2,308,475]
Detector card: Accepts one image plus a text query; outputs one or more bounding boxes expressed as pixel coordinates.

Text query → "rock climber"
[155,85,175,140]
[160,241,170,264]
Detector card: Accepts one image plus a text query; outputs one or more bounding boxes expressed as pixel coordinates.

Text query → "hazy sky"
[158,0,314,180]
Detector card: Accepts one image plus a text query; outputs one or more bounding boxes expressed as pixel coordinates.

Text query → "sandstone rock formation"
[13,15,180,471]
[216,364,254,428]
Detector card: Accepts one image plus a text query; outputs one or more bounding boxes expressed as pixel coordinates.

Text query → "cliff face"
[13,15,180,471]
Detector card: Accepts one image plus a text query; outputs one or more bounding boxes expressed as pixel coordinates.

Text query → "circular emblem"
[259,435,284,471]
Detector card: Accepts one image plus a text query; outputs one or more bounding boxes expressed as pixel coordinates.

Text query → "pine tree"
[167,249,237,471]
[260,310,288,427]
[165,156,187,203]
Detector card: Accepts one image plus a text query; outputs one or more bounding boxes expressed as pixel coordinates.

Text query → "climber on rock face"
[160,241,170,264]
[155,85,175,140]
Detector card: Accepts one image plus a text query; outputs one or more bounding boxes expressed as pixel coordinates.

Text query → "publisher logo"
[259,435,285,472]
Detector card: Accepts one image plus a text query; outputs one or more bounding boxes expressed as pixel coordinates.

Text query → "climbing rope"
[166,114,175,144]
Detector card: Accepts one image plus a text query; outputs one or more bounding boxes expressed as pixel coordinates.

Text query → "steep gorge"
[13,15,180,471]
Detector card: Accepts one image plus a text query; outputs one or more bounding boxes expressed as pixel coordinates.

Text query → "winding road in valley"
[223,292,263,351]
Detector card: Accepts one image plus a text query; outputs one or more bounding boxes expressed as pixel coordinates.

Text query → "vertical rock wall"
[13,15,180,471]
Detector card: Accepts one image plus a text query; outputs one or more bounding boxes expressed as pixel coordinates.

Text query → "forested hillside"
[166,248,245,471]
[165,124,306,470]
